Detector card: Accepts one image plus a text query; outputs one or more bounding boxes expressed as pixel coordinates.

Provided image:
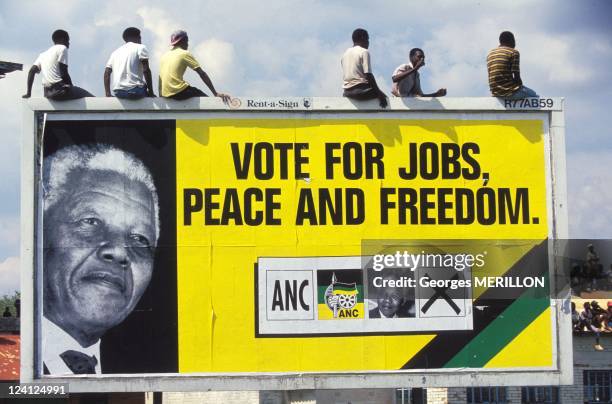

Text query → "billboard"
[21,97,571,390]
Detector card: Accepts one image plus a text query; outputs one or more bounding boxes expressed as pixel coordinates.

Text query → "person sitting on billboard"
[591,301,608,334]
[591,300,606,316]
[42,144,159,374]
[391,48,446,98]
[571,302,581,332]
[369,271,415,319]
[22,30,93,100]
[579,302,604,351]
[486,31,537,99]
[158,30,230,101]
[104,27,155,99]
[341,28,388,108]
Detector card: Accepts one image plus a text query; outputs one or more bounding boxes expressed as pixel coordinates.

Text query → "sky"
[0,0,611,295]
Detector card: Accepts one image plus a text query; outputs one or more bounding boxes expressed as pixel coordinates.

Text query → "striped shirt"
[486,46,521,97]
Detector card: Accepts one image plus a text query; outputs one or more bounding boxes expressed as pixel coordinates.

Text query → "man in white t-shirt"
[391,48,446,98]
[104,27,155,99]
[22,29,93,100]
[341,28,388,108]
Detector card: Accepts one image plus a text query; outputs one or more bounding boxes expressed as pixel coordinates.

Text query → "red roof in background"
[0,334,19,381]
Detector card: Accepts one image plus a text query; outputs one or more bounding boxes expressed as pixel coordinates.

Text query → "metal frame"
[20,97,571,392]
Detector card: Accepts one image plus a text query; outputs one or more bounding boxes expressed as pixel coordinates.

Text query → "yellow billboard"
[175,118,551,373]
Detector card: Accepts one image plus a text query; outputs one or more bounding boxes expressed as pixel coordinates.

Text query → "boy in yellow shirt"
[159,30,230,101]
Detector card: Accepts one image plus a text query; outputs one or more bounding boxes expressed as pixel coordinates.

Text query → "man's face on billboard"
[377,288,403,318]
[43,170,156,341]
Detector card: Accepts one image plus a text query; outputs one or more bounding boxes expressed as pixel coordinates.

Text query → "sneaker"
[594,344,604,351]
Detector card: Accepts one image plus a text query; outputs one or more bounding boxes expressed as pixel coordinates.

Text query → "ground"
[0,333,19,380]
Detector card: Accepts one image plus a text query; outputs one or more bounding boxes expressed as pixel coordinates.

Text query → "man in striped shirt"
[487,31,537,99]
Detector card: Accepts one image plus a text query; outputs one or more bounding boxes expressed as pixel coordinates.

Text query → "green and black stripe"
[402,240,549,369]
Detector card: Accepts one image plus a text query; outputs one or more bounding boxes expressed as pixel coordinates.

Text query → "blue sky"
[1,0,611,295]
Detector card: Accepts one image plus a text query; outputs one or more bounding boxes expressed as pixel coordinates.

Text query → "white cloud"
[519,32,599,89]
[244,42,287,77]
[242,78,296,98]
[240,38,346,97]
[0,217,19,254]
[94,15,125,28]
[12,0,83,24]
[289,39,346,97]
[136,6,179,63]
[419,19,500,96]
[0,256,19,296]
[0,49,28,217]
[193,38,239,90]
[93,1,138,30]
[567,150,612,238]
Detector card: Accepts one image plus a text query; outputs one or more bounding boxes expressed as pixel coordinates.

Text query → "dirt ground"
[0,333,19,380]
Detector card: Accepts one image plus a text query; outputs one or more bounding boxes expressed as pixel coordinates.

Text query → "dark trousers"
[44,82,93,100]
[169,86,208,100]
[343,83,378,100]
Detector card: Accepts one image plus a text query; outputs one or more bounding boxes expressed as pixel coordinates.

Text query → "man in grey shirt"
[391,48,446,98]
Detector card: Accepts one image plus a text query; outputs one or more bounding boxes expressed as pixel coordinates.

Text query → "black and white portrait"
[367,268,416,319]
[41,120,178,375]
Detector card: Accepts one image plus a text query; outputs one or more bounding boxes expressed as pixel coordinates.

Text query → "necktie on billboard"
[60,350,98,374]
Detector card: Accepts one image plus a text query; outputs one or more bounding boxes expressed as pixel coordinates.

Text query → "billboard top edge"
[24,96,564,113]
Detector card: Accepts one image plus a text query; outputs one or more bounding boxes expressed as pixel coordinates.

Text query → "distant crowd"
[569,244,612,351]
[22,27,537,103]
[572,300,612,351]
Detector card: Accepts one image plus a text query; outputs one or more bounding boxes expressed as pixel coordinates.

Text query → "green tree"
[0,291,20,317]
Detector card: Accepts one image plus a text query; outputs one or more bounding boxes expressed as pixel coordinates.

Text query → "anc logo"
[325,275,358,313]
[317,269,364,320]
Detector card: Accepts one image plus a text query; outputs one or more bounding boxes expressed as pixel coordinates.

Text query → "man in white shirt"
[42,144,159,374]
[42,317,101,374]
[391,48,446,98]
[22,29,93,100]
[104,27,155,99]
[341,28,388,108]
